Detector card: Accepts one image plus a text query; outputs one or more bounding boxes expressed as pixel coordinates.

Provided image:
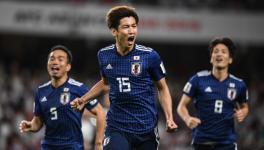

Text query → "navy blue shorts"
[193,143,237,150]
[103,128,159,150]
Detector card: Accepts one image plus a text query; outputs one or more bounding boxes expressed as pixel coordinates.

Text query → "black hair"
[49,45,72,64]
[106,5,139,29]
[208,37,236,59]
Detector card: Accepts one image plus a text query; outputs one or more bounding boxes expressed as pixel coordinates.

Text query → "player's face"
[210,43,232,70]
[112,16,137,49]
[47,50,71,79]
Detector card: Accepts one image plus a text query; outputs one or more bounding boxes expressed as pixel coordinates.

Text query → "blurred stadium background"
[0,0,264,150]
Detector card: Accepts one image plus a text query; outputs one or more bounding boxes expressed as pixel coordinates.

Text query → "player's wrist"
[79,97,86,104]
[166,117,173,122]
[95,141,103,146]
[183,116,190,123]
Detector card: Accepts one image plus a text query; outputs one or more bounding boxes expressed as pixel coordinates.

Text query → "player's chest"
[198,81,240,101]
[39,87,73,110]
[102,55,149,77]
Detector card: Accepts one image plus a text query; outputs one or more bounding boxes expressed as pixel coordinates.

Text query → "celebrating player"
[177,37,249,150]
[19,45,106,150]
[71,5,177,150]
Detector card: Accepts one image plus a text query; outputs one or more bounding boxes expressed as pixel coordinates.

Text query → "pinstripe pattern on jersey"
[98,44,165,134]
[183,70,248,144]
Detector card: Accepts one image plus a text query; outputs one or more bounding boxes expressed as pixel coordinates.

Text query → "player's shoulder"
[189,70,211,81]
[229,74,243,81]
[38,81,51,89]
[68,78,84,87]
[196,70,211,77]
[98,44,115,54]
[229,74,246,86]
[135,44,154,53]
[229,74,247,89]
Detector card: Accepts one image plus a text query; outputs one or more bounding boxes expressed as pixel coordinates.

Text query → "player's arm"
[19,116,43,133]
[177,94,201,129]
[89,103,106,150]
[71,78,109,111]
[155,78,178,132]
[234,102,249,122]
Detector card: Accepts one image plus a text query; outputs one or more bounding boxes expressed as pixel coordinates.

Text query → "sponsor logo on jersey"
[227,88,237,100]
[183,82,192,93]
[160,62,166,74]
[205,86,212,92]
[60,92,70,105]
[40,96,47,102]
[106,64,113,69]
[103,137,110,146]
[131,62,141,76]
[89,99,98,106]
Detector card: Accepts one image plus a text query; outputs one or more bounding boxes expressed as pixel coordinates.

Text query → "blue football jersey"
[183,70,248,144]
[34,78,98,147]
[98,44,166,134]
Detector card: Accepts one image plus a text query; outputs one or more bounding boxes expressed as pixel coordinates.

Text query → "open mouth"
[51,66,60,72]
[216,58,223,63]
[128,36,135,42]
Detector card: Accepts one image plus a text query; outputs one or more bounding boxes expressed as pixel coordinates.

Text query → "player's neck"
[212,67,229,82]
[51,75,68,88]
[116,43,133,56]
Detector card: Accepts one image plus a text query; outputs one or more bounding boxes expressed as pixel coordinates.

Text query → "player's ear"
[229,57,233,64]
[210,55,213,64]
[66,64,71,72]
[111,28,117,37]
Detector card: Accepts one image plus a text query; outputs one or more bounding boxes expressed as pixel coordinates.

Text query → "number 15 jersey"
[98,44,166,134]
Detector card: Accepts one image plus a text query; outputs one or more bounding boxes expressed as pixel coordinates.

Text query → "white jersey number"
[214,100,223,114]
[50,107,58,120]
[117,77,131,92]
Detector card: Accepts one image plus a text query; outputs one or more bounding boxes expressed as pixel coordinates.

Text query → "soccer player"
[71,5,178,150]
[19,45,106,150]
[177,37,249,150]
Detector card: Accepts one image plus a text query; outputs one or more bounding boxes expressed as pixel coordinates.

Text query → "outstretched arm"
[19,116,43,133]
[156,78,178,132]
[71,78,109,111]
[177,94,201,129]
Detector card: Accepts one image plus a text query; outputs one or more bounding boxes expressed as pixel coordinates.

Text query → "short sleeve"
[237,81,249,103]
[85,99,99,110]
[33,90,43,117]
[183,75,199,99]
[148,50,166,81]
[78,84,99,110]
[97,50,106,78]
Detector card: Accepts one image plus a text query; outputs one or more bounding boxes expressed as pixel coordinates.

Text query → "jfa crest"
[60,92,70,105]
[227,88,237,100]
[131,62,141,76]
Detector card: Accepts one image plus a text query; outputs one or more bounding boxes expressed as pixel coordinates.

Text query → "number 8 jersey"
[98,44,166,134]
[183,70,248,144]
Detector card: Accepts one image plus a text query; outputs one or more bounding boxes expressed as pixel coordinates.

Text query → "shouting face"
[112,16,138,51]
[47,49,71,79]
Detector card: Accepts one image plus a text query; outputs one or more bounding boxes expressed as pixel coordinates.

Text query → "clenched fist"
[19,120,32,133]
[185,117,201,129]
[166,119,178,132]
[70,97,86,111]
